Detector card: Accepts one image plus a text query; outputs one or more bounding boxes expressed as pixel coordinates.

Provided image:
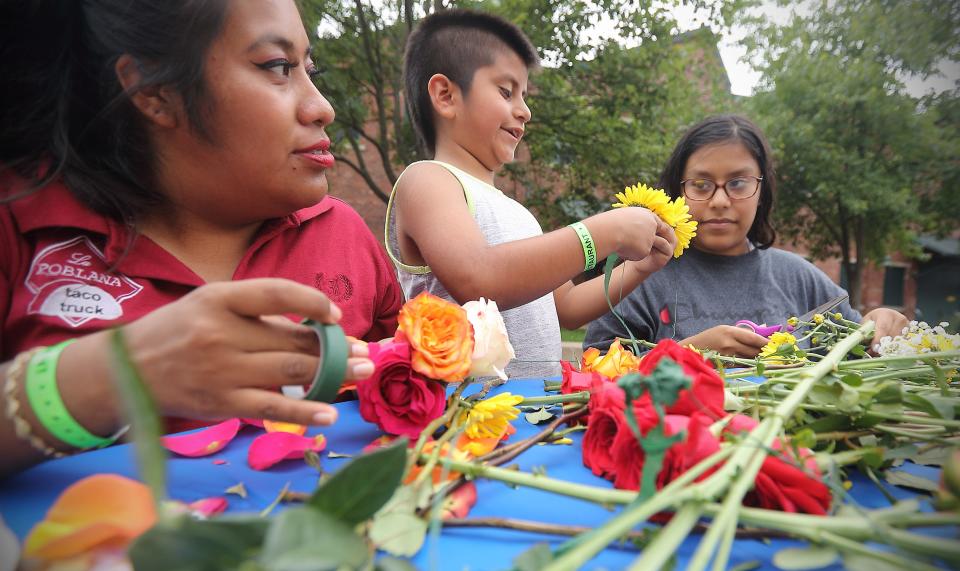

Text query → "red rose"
[356,340,447,439]
[639,339,725,419]
[610,410,719,491]
[581,379,627,478]
[726,415,832,515]
[560,360,599,394]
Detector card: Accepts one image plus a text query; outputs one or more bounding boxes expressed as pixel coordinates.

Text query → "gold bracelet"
[4,347,66,459]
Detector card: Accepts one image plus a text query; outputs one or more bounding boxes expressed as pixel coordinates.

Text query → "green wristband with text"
[569,221,597,271]
[25,339,116,449]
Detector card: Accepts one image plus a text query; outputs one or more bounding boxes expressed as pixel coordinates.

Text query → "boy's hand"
[594,207,661,261]
[627,220,676,276]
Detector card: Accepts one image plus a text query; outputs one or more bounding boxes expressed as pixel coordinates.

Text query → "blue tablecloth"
[0,378,941,570]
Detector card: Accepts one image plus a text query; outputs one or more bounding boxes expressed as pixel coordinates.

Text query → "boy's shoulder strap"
[406,160,479,215]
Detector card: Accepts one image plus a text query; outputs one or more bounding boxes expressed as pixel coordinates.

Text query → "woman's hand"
[680,325,769,358]
[113,279,373,426]
[862,307,909,351]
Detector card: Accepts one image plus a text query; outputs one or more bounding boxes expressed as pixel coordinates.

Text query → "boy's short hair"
[404,9,539,155]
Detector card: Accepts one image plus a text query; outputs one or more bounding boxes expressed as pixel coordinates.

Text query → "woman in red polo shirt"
[0,0,403,476]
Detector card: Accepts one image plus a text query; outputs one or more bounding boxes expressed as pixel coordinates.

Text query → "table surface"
[0,377,943,570]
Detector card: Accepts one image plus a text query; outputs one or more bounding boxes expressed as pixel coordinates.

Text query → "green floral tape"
[281,320,348,403]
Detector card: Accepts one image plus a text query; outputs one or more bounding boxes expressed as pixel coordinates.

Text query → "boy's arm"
[553,223,676,329]
[395,164,661,309]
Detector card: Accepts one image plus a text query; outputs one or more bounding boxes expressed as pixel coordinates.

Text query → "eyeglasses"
[680,176,763,201]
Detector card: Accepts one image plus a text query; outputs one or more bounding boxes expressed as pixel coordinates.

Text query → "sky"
[670,1,958,98]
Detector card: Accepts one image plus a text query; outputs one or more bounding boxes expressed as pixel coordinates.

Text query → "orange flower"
[24,474,157,561]
[457,423,516,456]
[405,440,472,485]
[397,292,474,382]
[581,340,640,379]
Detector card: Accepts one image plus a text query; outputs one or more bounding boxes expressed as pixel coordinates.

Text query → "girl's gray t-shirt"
[584,246,861,352]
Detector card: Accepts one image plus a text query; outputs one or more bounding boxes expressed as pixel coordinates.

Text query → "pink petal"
[187,497,228,518]
[212,460,227,465]
[247,432,327,471]
[161,419,242,457]
[442,482,478,520]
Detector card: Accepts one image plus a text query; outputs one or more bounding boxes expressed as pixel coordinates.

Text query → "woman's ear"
[427,73,459,120]
[114,54,180,128]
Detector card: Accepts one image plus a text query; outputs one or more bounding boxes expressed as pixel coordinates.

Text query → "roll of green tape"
[282,320,349,403]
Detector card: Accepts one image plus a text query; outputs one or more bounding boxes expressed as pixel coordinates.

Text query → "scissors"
[734,294,848,338]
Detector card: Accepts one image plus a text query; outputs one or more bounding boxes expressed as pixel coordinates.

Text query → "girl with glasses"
[584,115,907,357]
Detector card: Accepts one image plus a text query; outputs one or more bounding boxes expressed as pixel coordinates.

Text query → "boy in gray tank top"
[386,10,677,378]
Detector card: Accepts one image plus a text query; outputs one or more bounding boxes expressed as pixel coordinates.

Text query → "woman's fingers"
[229,388,339,426]
[211,278,342,324]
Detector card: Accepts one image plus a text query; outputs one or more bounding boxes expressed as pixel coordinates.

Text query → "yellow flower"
[670,213,698,258]
[581,340,640,378]
[613,183,671,211]
[612,184,697,258]
[813,313,824,324]
[834,312,844,320]
[759,332,802,363]
[462,393,522,439]
[786,317,799,327]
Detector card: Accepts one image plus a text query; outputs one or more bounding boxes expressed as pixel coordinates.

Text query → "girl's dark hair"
[0,0,229,222]
[658,115,777,249]
[404,9,539,156]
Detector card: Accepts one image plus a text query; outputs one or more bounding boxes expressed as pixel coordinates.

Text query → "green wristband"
[25,340,116,449]
[569,221,598,271]
[281,320,349,403]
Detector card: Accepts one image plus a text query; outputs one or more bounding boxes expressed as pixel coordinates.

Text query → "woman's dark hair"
[0,0,229,222]
[658,115,777,249]
[404,8,539,156]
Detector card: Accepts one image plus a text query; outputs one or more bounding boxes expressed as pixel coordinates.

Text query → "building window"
[883,265,906,307]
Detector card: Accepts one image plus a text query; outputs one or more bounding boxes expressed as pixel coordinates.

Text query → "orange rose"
[397,292,474,382]
[581,340,640,379]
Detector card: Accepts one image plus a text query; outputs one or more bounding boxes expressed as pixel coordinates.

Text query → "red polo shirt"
[1,175,402,431]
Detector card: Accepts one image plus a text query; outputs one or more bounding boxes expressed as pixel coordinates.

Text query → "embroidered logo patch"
[25,236,143,327]
[315,272,353,303]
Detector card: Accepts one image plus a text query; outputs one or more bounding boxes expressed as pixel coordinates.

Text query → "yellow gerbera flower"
[613,183,671,212]
[462,392,522,439]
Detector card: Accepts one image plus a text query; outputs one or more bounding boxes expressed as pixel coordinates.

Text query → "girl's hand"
[119,279,373,426]
[592,207,660,262]
[681,325,769,358]
[862,307,909,352]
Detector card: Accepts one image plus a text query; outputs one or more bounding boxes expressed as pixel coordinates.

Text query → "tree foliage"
[742,0,959,306]
[299,0,736,223]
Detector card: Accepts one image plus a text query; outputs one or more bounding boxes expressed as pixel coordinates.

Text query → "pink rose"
[356,340,447,439]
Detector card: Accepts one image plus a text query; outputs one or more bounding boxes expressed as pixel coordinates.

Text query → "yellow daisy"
[613,183,671,213]
[759,332,802,363]
[671,216,698,258]
[462,392,523,439]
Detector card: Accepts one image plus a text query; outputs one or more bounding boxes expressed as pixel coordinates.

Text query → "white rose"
[462,298,515,380]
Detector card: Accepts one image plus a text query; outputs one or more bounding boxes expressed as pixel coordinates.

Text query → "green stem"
[837,350,960,369]
[813,530,944,571]
[626,504,703,570]
[519,391,590,406]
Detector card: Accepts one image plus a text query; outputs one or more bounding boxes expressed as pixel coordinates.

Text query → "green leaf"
[369,511,428,557]
[130,515,268,571]
[225,482,247,499]
[885,469,941,492]
[369,485,431,557]
[756,361,766,376]
[309,438,407,525]
[376,557,419,571]
[773,546,839,569]
[108,328,167,503]
[513,543,554,571]
[730,561,762,571]
[524,406,556,424]
[792,428,817,449]
[842,553,911,571]
[260,507,368,571]
[840,373,863,386]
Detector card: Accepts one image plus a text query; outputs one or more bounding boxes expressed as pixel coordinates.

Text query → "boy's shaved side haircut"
[404,9,539,155]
